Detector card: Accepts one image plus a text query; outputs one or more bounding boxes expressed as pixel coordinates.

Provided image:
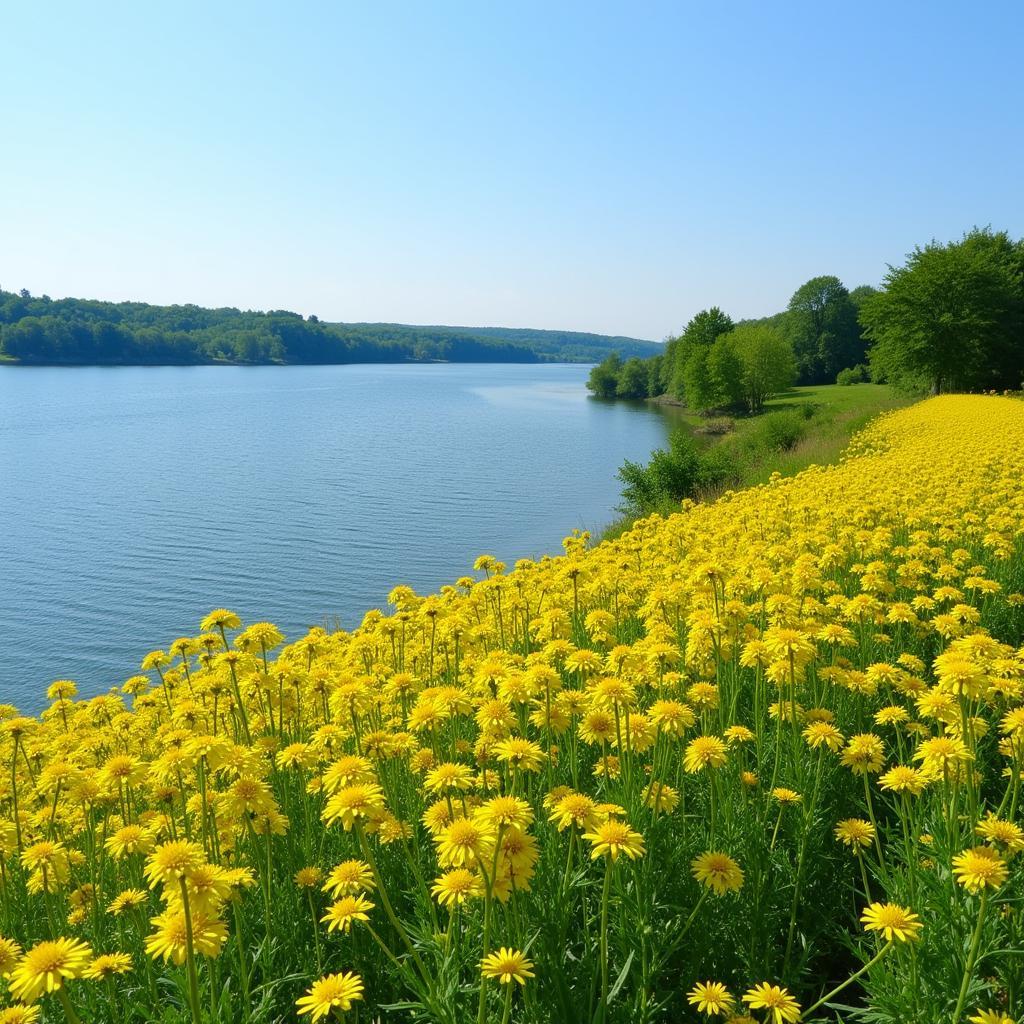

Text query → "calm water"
[0,363,678,708]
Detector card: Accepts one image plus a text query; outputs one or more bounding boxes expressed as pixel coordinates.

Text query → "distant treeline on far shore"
[0,290,659,367]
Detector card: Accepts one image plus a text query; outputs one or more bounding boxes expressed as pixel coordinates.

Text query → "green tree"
[668,307,734,400]
[785,276,862,384]
[681,347,718,411]
[616,357,650,399]
[586,353,623,398]
[730,324,796,412]
[861,228,1024,393]
[707,334,746,409]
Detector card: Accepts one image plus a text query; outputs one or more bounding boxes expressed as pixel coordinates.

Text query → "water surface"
[0,363,677,706]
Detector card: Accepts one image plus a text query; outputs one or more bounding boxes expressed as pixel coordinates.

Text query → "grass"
[720,383,911,488]
[602,384,912,538]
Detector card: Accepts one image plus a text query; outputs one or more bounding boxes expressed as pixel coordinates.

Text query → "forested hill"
[0,289,658,366]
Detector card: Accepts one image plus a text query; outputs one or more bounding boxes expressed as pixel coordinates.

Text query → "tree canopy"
[0,289,658,366]
[784,275,864,384]
[860,228,1024,393]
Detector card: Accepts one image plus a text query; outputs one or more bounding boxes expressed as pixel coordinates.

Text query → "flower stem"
[803,940,894,1017]
[952,891,989,1024]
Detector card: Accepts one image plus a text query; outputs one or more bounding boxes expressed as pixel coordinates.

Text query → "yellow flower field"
[1,394,1023,1024]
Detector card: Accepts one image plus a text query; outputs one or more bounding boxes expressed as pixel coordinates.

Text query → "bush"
[617,429,703,515]
[836,363,869,385]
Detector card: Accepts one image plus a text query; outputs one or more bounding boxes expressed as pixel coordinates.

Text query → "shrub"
[836,363,869,385]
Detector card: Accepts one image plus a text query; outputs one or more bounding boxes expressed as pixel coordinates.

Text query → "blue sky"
[2,1,1021,340]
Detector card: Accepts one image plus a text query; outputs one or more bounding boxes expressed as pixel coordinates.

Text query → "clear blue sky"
[2,1,1021,340]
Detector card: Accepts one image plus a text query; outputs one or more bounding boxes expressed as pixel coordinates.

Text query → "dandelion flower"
[691,852,744,894]
[687,980,734,1016]
[0,936,23,977]
[84,952,134,979]
[952,846,1008,893]
[684,736,728,773]
[742,982,801,1023]
[9,938,93,1003]
[432,868,483,907]
[968,1011,1015,1024]
[860,902,922,942]
[296,971,365,1020]
[480,947,535,985]
[143,840,205,888]
[835,818,875,852]
[0,1006,42,1024]
[323,860,375,898]
[321,895,374,934]
[548,792,600,832]
[583,820,645,860]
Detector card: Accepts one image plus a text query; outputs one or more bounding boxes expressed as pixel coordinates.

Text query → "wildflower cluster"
[0,395,1022,1023]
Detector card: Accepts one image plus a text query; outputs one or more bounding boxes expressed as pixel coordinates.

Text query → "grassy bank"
[603,383,911,537]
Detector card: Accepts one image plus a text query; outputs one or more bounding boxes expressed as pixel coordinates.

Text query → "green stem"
[803,941,894,1017]
[179,877,204,1024]
[56,987,84,1024]
[952,891,989,1024]
[598,857,613,1024]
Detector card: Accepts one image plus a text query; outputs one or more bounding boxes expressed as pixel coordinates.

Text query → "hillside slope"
[0,289,660,365]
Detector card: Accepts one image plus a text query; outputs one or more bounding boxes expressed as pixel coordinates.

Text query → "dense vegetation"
[588,227,1024,408]
[0,290,658,366]
[1,397,1022,1024]
[614,384,906,521]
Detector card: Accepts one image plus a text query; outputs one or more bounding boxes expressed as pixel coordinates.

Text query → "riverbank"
[602,382,910,537]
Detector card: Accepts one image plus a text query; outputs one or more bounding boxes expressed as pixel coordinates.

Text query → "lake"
[0,363,680,708]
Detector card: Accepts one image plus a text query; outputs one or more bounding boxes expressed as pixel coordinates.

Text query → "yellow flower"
[803,721,844,751]
[952,846,1009,893]
[691,852,744,895]
[741,982,801,1023]
[436,818,494,869]
[684,736,728,773]
[860,902,923,943]
[105,825,156,860]
[975,815,1024,852]
[878,765,928,796]
[0,936,24,977]
[583,820,645,861]
[835,818,875,851]
[84,952,134,979]
[548,792,600,832]
[321,783,387,831]
[144,908,228,964]
[432,868,483,907]
[296,971,365,1020]
[9,938,93,1003]
[322,860,376,898]
[968,1010,1015,1024]
[200,608,241,633]
[321,895,374,934]
[295,866,325,889]
[687,980,734,1016]
[840,733,885,775]
[143,840,205,888]
[107,889,149,916]
[0,1006,42,1024]
[474,795,534,831]
[480,947,535,985]
[424,762,475,794]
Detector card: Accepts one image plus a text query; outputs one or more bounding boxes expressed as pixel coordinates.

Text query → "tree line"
[0,290,658,366]
[589,227,1024,407]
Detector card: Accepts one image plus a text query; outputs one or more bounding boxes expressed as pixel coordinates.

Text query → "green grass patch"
[602,384,911,538]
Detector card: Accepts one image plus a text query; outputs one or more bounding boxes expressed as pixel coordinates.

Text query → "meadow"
[0,394,1022,1024]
